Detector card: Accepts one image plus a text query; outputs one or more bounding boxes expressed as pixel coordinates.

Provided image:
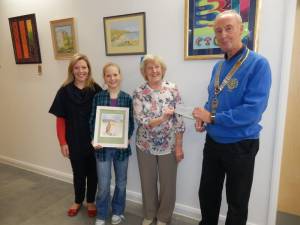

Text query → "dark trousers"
[70,153,98,204]
[199,135,259,225]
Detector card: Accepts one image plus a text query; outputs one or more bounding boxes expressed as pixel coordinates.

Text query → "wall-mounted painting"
[184,0,260,60]
[103,12,147,56]
[8,14,42,64]
[50,18,77,60]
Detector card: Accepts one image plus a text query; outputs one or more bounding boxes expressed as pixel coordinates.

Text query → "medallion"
[227,78,239,90]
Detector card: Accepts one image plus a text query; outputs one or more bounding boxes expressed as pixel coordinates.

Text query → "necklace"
[211,48,250,114]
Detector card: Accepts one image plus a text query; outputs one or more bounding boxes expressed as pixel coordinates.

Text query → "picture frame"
[103,12,147,56]
[184,0,260,60]
[93,106,129,148]
[8,14,42,64]
[50,18,77,59]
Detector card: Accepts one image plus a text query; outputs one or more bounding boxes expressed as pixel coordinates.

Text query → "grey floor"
[2,162,299,225]
[0,163,198,225]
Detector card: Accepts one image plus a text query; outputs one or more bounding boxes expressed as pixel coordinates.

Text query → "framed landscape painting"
[8,14,42,64]
[184,0,260,60]
[103,12,147,56]
[50,18,77,59]
[93,106,129,148]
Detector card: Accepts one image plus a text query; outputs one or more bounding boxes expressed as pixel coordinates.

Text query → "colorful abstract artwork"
[103,12,147,56]
[8,14,42,64]
[50,18,77,60]
[184,0,259,59]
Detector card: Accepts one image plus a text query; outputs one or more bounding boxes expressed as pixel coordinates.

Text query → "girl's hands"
[91,140,103,150]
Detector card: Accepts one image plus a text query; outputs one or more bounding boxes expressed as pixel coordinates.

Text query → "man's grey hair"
[215,10,243,24]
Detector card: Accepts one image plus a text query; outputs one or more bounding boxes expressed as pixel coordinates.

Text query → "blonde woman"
[49,53,102,217]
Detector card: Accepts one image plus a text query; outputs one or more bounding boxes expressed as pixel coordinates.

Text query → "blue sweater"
[205,47,272,143]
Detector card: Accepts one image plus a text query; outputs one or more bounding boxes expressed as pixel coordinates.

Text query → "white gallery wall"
[0,0,295,224]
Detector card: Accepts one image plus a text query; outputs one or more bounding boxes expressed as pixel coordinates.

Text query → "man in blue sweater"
[192,10,271,225]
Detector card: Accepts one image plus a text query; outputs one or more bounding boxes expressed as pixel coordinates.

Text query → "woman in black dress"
[49,53,102,217]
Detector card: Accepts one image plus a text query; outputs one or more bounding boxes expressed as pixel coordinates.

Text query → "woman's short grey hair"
[140,54,167,80]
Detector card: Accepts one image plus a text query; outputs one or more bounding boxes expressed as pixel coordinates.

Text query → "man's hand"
[192,107,211,123]
[195,119,206,132]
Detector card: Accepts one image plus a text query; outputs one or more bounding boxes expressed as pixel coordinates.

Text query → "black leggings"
[70,154,97,204]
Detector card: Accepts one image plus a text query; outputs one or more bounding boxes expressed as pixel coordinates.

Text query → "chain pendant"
[211,97,218,112]
[214,87,220,95]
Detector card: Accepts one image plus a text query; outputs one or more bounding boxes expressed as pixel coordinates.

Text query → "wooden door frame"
[267,0,298,224]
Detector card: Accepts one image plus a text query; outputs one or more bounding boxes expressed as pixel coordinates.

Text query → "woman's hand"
[175,133,184,163]
[60,144,69,158]
[148,106,175,128]
[175,145,184,163]
[162,106,174,121]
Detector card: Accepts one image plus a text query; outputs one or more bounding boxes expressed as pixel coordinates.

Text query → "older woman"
[133,54,185,225]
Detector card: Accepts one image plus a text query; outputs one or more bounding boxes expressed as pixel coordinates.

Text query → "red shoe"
[67,205,81,217]
[87,208,97,217]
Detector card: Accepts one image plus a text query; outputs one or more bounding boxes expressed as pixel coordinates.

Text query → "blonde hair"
[140,54,167,80]
[102,62,121,77]
[63,53,96,89]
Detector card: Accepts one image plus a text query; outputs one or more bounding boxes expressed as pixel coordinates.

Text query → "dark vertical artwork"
[8,14,42,64]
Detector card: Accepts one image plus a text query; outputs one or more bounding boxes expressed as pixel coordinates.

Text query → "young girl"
[89,63,134,225]
[49,53,102,217]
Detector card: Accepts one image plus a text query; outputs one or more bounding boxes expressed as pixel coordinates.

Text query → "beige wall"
[278,0,300,216]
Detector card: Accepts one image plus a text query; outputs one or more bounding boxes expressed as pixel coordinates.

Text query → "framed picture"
[93,106,129,148]
[8,14,42,64]
[184,0,260,60]
[50,18,77,59]
[103,12,147,56]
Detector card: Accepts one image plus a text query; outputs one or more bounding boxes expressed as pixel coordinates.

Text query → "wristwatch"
[210,113,215,124]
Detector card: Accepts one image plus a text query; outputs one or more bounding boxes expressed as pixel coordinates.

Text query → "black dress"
[49,82,102,204]
[49,82,101,159]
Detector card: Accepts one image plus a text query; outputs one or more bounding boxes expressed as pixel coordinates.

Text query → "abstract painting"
[8,14,42,64]
[184,0,259,59]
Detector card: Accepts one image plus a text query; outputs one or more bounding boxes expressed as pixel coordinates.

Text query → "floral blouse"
[133,80,185,155]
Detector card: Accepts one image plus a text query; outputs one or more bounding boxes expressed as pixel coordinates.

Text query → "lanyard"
[211,48,250,114]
